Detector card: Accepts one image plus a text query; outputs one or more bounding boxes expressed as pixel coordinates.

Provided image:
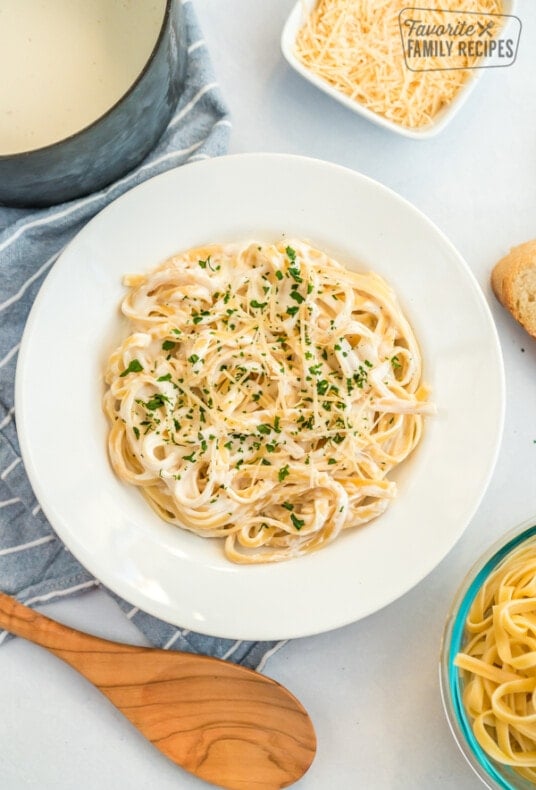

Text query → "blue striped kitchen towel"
[0,0,285,671]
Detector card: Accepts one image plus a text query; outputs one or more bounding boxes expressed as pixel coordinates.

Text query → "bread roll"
[491,240,536,339]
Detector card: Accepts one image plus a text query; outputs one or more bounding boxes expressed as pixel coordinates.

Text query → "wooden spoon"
[0,591,316,789]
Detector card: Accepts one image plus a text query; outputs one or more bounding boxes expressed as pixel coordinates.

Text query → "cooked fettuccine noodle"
[104,240,432,563]
[455,539,536,783]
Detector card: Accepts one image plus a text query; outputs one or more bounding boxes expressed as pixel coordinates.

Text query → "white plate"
[16,154,504,640]
[281,1,517,139]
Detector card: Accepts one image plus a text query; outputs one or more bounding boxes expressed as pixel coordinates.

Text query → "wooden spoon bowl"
[0,592,316,789]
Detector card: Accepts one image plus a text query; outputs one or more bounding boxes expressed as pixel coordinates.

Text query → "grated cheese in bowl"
[291,0,505,132]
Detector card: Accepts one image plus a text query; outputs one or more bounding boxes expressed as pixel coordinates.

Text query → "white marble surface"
[2,1,536,788]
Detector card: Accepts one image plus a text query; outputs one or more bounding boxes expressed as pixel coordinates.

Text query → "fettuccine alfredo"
[104,240,432,563]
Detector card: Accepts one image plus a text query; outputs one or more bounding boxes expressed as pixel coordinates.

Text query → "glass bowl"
[440,519,536,789]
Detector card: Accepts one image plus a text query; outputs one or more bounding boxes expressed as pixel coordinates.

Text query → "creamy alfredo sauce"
[0,0,166,154]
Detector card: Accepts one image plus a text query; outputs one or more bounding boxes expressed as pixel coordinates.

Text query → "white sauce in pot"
[0,0,167,155]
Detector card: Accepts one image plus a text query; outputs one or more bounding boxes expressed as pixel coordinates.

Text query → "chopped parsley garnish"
[250,300,267,309]
[353,366,369,389]
[286,305,299,317]
[286,246,296,262]
[120,359,143,377]
[182,452,196,463]
[288,266,302,284]
[162,340,176,351]
[143,393,170,410]
[278,464,290,482]
[290,290,305,304]
[275,270,284,281]
[188,354,200,364]
[258,423,272,435]
[316,379,329,396]
[391,355,402,369]
[327,458,337,465]
[282,502,294,511]
[133,426,140,439]
[197,256,213,270]
[191,309,210,325]
[291,513,305,530]
[157,373,172,382]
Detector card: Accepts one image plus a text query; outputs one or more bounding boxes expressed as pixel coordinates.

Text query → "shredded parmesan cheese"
[294,0,504,129]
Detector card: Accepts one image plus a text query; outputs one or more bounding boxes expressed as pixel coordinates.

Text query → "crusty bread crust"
[491,240,536,339]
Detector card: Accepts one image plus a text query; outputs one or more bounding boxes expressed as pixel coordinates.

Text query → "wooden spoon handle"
[0,590,140,656]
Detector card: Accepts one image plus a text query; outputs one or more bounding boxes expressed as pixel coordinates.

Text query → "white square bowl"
[281,0,517,139]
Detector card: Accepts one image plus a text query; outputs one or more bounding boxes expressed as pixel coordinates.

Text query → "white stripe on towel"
[1,457,21,480]
[221,640,243,661]
[163,629,184,650]
[24,579,99,606]
[0,342,20,369]
[0,497,20,509]
[0,408,15,430]
[188,38,205,54]
[0,251,59,312]
[0,534,55,556]
[256,640,288,673]
[169,82,219,129]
